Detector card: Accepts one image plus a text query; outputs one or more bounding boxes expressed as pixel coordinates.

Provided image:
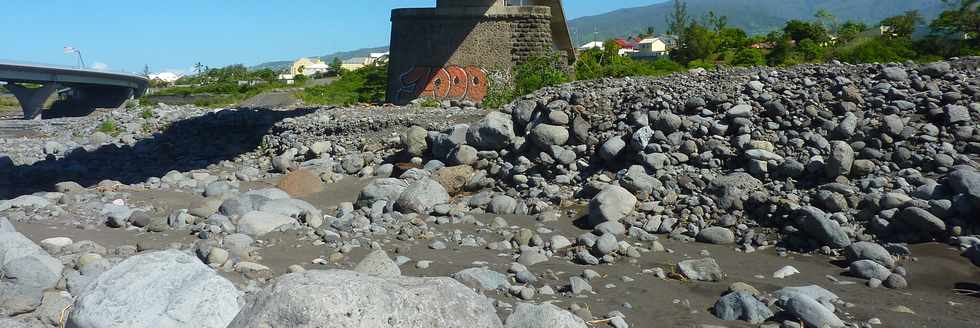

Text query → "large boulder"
[356,178,410,209]
[353,250,401,278]
[395,178,450,214]
[795,206,851,249]
[844,242,896,268]
[0,217,15,233]
[587,185,637,226]
[505,302,586,328]
[467,111,515,150]
[0,232,63,290]
[452,267,510,290]
[896,207,946,234]
[529,124,570,148]
[276,169,324,197]
[237,211,297,236]
[826,141,854,178]
[68,250,240,328]
[677,258,725,282]
[227,269,503,328]
[401,126,428,156]
[712,291,773,324]
[781,294,845,328]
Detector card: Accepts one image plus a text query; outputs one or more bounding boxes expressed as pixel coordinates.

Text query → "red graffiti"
[398,65,488,103]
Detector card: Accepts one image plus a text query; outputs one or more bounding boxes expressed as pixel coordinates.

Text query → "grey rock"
[0,232,63,290]
[593,233,618,255]
[712,291,773,324]
[354,250,401,278]
[881,67,908,81]
[467,111,515,150]
[920,61,950,77]
[946,105,971,124]
[782,294,845,328]
[453,267,510,290]
[489,195,518,214]
[677,258,724,282]
[848,259,892,280]
[505,302,587,328]
[587,185,637,226]
[356,178,410,209]
[0,217,14,233]
[396,178,450,214]
[844,242,896,268]
[529,124,570,148]
[896,207,946,233]
[228,269,503,328]
[401,126,428,156]
[237,211,297,236]
[569,276,592,294]
[452,145,479,165]
[697,227,735,244]
[796,206,852,249]
[68,250,240,328]
[598,136,626,162]
[826,141,854,178]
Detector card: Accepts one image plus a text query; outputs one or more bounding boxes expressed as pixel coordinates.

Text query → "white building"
[149,72,182,83]
[578,41,605,51]
[632,38,670,58]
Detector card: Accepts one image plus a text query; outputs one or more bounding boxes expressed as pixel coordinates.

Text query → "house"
[149,72,182,84]
[341,57,372,71]
[613,38,639,56]
[290,58,331,76]
[631,37,671,58]
[578,41,605,51]
[278,74,295,85]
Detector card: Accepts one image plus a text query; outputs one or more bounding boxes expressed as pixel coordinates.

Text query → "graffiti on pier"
[397,65,488,103]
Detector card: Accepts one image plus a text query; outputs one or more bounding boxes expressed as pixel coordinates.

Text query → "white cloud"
[91,62,109,70]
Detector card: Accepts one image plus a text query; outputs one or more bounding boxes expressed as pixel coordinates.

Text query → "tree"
[880,10,924,39]
[718,27,749,49]
[815,9,840,34]
[838,21,869,43]
[784,20,829,43]
[797,39,826,60]
[705,11,728,32]
[193,62,204,75]
[672,22,721,64]
[930,0,979,41]
[142,64,150,78]
[668,0,689,36]
[329,57,343,74]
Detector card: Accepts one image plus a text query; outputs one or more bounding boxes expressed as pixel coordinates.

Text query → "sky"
[0,0,660,75]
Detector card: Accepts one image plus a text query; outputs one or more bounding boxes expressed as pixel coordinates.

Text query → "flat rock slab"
[228,269,503,328]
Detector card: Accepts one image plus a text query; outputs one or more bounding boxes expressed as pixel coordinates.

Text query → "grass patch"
[300,64,387,106]
[418,98,442,108]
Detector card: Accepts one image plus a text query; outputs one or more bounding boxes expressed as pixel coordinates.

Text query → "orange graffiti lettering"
[397,65,488,103]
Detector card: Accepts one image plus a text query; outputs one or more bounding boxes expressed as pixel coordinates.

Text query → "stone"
[276,169,324,197]
[896,207,946,234]
[845,242,896,268]
[228,270,503,328]
[677,258,724,282]
[881,67,908,81]
[489,195,518,214]
[826,141,854,178]
[0,232,63,290]
[505,302,587,328]
[467,111,515,150]
[593,233,618,255]
[530,124,570,148]
[0,217,14,233]
[356,178,409,208]
[726,104,753,118]
[795,206,851,249]
[453,267,510,290]
[39,237,73,253]
[237,211,297,236]
[920,61,950,77]
[354,250,401,278]
[569,276,592,294]
[9,195,50,208]
[551,235,573,250]
[432,165,475,195]
[452,145,479,165]
[782,294,845,328]
[946,105,971,124]
[697,227,735,244]
[599,136,626,161]
[401,125,428,156]
[712,291,773,324]
[587,185,637,226]
[848,260,892,280]
[884,273,908,289]
[395,178,450,214]
[67,250,240,328]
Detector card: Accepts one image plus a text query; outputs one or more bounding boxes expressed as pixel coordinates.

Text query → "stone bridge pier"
[387,0,574,105]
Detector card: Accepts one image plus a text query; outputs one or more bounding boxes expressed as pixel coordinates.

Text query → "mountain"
[567,0,949,45]
[252,46,389,71]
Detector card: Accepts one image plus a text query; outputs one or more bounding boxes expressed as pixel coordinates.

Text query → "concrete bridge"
[0,61,149,120]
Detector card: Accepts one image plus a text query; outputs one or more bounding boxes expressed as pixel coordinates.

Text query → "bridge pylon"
[4,83,58,120]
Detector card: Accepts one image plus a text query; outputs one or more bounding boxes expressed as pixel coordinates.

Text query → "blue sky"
[0,1,660,74]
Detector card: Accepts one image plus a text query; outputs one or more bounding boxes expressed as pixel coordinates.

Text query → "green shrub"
[97,119,120,136]
[513,54,570,96]
[731,48,766,67]
[833,38,917,64]
[418,98,442,108]
[300,63,388,106]
[140,108,154,119]
[482,76,515,109]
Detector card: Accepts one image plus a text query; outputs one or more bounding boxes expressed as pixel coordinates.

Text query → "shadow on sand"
[1,107,318,198]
